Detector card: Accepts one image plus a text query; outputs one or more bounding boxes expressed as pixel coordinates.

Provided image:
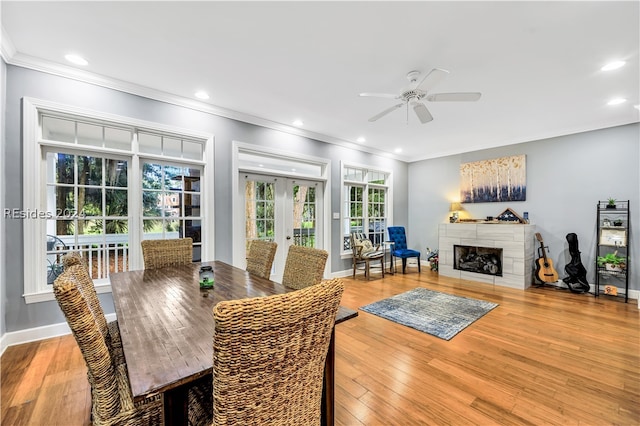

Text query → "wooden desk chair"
[141,237,193,269]
[211,278,344,425]
[281,245,328,290]
[53,267,164,425]
[246,239,278,279]
[62,252,124,365]
[350,232,385,280]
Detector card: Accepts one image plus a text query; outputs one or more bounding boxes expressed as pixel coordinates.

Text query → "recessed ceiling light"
[194,91,209,100]
[64,54,88,66]
[356,137,366,143]
[394,148,402,154]
[601,60,626,71]
[607,98,627,106]
[292,120,304,127]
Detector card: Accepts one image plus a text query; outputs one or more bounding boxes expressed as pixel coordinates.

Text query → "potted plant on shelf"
[606,198,616,209]
[597,252,626,272]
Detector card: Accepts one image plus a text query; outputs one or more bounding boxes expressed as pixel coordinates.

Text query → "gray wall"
[3,65,408,333]
[408,123,640,289]
[1,58,6,337]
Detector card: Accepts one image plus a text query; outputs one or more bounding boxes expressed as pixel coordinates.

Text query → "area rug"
[360,287,498,340]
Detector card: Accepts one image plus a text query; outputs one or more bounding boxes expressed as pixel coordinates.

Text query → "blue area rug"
[360,287,498,340]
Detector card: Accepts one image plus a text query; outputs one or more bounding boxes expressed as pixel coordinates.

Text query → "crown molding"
[2,47,407,162]
[1,25,17,61]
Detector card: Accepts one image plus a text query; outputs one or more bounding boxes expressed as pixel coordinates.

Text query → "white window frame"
[231,141,331,271]
[340,161,393,257]
[22,98,214,303]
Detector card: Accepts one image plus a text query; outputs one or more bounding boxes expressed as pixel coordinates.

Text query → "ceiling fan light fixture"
[601,60,626,71]
[361,68,480,125]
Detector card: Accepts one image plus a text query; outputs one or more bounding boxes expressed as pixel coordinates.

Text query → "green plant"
[597,252,626,268]
[607,198,616,207]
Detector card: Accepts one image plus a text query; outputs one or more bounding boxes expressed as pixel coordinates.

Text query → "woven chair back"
[281,245,328,289]
[53,267,121,419]
[141,237,193,269]
[246,239,278,279]
[212,278,344,425]
[62,253,109,338]
[61,253,125,365]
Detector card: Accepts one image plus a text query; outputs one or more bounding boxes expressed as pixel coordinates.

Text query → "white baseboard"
[0,313,117,356]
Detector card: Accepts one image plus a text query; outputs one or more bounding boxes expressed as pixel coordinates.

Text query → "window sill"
[24,282,112,304]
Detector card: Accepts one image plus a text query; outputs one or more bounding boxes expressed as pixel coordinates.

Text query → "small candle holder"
[199,266,214,289]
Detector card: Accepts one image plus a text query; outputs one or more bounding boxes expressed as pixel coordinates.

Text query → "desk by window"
[111,261,355,425]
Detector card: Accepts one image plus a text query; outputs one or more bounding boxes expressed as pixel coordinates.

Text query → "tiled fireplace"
[438,223,536,289]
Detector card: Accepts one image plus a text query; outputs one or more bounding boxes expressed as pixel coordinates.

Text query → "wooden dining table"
[110,260,356,425]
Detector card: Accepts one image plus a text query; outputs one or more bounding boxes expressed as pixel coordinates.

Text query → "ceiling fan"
[360,68,481,124]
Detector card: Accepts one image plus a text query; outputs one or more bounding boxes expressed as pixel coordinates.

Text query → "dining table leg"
[321,327,336,426]
[164,385,189,425]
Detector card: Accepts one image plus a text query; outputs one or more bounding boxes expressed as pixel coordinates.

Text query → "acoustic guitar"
[535,233,559,283]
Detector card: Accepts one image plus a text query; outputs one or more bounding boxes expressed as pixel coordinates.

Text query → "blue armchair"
[387,226,421,274]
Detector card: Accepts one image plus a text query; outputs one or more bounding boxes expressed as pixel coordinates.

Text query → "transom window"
[341,164,392,254]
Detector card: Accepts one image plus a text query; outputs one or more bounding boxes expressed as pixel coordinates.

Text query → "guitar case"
[562,233,590,293]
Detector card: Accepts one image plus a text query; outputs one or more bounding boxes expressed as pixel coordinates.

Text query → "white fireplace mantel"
[438,223,536,289]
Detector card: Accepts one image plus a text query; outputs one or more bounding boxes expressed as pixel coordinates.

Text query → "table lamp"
[450,202,462,223]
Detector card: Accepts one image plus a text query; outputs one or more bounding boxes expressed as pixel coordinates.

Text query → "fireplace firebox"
[454,245,503,276]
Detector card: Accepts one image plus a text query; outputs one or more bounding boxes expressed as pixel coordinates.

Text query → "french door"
[241,173,324,283]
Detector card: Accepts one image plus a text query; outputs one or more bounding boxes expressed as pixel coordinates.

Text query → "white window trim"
[340,161,393,258]
[231,141,331,271]
[22,97,214,303]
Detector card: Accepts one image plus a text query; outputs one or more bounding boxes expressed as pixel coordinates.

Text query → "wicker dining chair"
[245,239,278,279]
[62,252,124,365]
[212,278,345,425]
[141,237,193,269]
[53,268,164,426]
[281,245,328,290]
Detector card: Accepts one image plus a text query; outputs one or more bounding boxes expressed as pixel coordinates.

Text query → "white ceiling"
[2,1,639,162]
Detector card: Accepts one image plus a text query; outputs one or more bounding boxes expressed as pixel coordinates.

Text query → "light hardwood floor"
[2,269,639,425]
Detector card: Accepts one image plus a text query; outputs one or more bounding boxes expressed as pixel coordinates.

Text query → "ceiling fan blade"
[412,102,433,124]
[359,92,399,99]
[368,103,404,122]
[415,68,449,91]
[427,92,482,102]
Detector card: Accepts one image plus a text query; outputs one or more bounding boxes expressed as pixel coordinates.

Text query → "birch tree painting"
[460,155,526,203]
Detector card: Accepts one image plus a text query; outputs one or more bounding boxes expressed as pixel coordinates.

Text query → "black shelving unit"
[595,200,630,302]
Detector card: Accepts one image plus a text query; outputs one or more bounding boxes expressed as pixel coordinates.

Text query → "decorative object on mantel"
[460,154,526,203]
[495,208,527,223]
[449,202,462,223]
